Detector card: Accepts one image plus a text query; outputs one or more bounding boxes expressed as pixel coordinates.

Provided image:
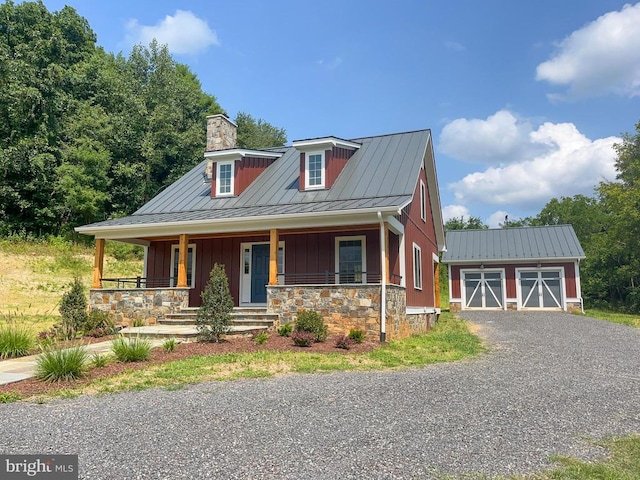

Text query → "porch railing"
[100,277,175,289]
[281,272,402,285]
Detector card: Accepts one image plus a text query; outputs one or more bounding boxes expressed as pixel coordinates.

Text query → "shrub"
[59,278,88,339]
[111,337,152,362]
[277,323,293,337]
[84,310,116,338]
[91,353,108,368]
[35,346,88,382]
[334,335,355,350]
[162,338,177,353]
[196,263,234,342]
[253,331,269,345]
[0,323,35,359]
[295,310,328,342]
[291,331,314,347]
[348,328,366,344]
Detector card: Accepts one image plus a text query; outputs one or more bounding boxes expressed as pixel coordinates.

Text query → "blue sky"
[40,0,640,227]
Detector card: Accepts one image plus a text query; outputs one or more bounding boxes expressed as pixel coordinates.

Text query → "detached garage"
[442,225,585,312]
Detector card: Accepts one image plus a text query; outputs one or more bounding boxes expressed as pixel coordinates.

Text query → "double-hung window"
[216,161,234,196]
[413,243,422,290]
[305,151,325,189]
[335,236,366,284]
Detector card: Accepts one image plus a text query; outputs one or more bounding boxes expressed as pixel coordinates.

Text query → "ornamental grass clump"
[0,322,35,359]
[111,337,152,362]
[294,310,328,342]
[35,346,88,382]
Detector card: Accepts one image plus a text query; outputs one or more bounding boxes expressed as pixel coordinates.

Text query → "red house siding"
[402,165,439,308]
[299,146,355,191]
[210,157,275,198]
[449,261,578,300]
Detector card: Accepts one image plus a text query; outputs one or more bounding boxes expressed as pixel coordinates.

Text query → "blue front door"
[251,244,269,303]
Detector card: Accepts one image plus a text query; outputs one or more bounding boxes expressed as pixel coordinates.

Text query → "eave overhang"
[443,256,586,265]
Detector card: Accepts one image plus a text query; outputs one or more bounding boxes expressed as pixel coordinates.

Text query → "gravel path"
[1,311,639,479]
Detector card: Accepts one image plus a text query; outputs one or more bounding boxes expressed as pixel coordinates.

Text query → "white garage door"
[463,271,504,309]
[518,270,563,309]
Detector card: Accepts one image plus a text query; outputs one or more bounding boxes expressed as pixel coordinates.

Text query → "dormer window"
[216,161,234,196]
[305,151,325,189]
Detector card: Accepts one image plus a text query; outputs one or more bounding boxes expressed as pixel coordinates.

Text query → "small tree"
[196,264,234,342]
[59,278,88,339]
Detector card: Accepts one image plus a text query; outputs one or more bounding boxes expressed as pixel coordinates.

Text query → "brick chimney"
[206,114,237,152]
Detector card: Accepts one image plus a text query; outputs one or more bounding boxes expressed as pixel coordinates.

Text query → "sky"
[39,0,640,227]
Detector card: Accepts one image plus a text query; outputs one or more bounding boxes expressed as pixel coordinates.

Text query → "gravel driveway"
[1,311,639,479]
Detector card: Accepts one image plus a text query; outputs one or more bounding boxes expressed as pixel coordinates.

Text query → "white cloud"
[536,3,640,98]
[487,211,510,229]
[439,110,547,164]
[444,40,466,52]
[442,204,471,222]
[126,10,219,55]
[447,115,620,211]
[315,57,343,70]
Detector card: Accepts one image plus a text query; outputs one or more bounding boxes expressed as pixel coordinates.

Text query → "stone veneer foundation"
[267,284,437,341]
[449,301,582,313]
[90,288,189,325]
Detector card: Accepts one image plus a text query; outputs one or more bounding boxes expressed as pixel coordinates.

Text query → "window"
[420,180,426,222]
[170,244,196,287]
[335,236,366,284]
[216,161,234,195]
[305,151,325,189]
[278,246,285,275]
[413,243,422,290]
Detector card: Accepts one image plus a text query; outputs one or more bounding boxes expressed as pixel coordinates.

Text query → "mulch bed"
[0,334,377,400]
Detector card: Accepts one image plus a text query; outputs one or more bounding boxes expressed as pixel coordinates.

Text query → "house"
[442,225,585,312]
[76,115,446,341]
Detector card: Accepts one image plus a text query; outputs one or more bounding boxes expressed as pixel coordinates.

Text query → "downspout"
[378,212,387,343]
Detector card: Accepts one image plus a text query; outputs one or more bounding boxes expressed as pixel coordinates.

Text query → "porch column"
[92,238,105,289]
[434,260,441,308]
[177,234,189,288]
[384,223,390,283]
[269,228,279,285]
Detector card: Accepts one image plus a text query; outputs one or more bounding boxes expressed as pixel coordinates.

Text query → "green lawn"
[581,309,640,328]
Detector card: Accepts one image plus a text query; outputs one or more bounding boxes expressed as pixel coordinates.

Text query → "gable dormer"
[292,137,361,191]
[205,149,283,198]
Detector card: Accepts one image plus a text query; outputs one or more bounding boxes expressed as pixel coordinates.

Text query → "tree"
[235,112,287,149]
[444,215,487,231]
[196,264,234,342]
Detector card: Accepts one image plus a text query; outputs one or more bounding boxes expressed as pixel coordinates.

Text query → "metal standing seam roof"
[441,225,586,263]
[80,129,432,229]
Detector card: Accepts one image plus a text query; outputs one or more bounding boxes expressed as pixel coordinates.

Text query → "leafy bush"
[253,331,269,345]
[162,338,177,353]
[277,323,293,337]
[59,277,88,339]
[291,331,314,347]
[196,264,234,342]
[91,353,108,368]
[0,323,35,358]
[84,310,116,337]
[35,346,88,382]
[334,335,355,350]
[348,328,366,344]
[295,310,327,342]
[111,337,152,362]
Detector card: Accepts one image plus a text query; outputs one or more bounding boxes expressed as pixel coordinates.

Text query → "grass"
[0,236,143,329]
[35,346,89,382]
[0,321,35,358]
[581,309,640,328]
[111,337,152,362]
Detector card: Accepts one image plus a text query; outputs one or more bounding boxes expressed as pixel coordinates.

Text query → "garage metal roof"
[441,225,585,263]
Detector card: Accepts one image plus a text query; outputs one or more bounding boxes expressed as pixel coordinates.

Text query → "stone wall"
[206,114,236,151]
[267,284,436,341]
[90,288,189,325]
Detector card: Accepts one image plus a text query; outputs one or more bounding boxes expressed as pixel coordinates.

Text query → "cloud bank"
[126,10,219,55]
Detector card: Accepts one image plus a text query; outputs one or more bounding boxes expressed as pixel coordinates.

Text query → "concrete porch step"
[119,324,269,342]
[160,307,278,328]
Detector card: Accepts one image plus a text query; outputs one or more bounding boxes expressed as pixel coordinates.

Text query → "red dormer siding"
[298,146,356,191]
[236,156,276,193]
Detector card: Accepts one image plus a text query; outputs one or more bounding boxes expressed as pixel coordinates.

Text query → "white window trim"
[239,241,285,305]
[413,243,423,290]
[305,151,325,190]
[460,268,507,310]
[335,235,367,284]
[420,180,426,222]
[170,243,196,288]
[216,161,234,196]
